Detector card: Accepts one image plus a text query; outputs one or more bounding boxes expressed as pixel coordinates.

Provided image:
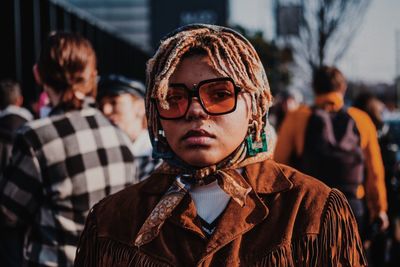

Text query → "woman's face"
[160,54,251,167]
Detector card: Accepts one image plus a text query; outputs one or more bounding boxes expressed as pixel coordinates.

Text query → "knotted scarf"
[134,141,272,246]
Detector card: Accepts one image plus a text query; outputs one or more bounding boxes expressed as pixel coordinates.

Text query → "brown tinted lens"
[199,80,236,114]
[156,87,188,119]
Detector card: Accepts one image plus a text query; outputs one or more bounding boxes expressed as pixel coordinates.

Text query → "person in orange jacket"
[274,66,389,237]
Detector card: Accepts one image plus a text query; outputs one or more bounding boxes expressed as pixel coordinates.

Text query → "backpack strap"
[339,118,358,150]
[310,106,336,145]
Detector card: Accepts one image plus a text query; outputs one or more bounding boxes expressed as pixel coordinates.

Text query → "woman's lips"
[181,129,215,146]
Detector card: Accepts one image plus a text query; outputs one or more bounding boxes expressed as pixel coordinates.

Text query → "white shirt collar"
[0,105,33,121]
[131,130,153,157]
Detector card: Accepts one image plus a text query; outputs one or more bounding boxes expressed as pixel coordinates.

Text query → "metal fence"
[0,0,150,106]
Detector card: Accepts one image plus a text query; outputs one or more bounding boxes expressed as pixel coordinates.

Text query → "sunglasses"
[154,77,242,120]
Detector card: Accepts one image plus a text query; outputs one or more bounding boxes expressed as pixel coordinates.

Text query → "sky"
[230,0,400,84]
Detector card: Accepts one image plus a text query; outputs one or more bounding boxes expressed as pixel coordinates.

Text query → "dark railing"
[0,0,150,106]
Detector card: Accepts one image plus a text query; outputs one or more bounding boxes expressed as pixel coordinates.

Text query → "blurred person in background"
[269,88,303,131]
[38,91,51,118]
[0,79,33,267]
[274,66,389,242]
[30,91,51,119]
[97,75,160,181]
[75,24,366,266]
[0,79,33,170]
[354,92,400,267]
[0,32,136,267]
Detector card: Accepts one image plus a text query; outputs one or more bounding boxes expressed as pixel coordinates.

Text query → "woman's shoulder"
[250,160,338,226]
[278,105,312,134]
[249,160,332,200]
[255,160,365,264]
[20,110,88,139]
[95,172,170,212]
[277,162,332,195]
[276,162,351,220]
[286,104,312,119]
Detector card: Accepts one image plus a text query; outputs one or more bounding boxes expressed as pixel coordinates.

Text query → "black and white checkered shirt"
[131,131,161,181]
[134,155,162,181]
[0,99,137,266]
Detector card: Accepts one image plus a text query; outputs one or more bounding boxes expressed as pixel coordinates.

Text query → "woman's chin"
[184,158,216,168]
[180,151,220,167]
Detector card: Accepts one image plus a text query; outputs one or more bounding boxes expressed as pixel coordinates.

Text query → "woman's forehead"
[168,54,222,84]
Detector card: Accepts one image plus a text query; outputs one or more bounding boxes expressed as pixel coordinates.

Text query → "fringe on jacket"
[74,189,366,267]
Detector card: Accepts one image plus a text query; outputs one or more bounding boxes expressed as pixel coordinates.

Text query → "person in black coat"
[0,79,33,267]
[0,79,33,171]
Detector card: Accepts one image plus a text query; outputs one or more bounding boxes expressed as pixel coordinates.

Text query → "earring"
[246,132,268,156]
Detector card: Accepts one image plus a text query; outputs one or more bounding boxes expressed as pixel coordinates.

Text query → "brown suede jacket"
[75,160,366,267]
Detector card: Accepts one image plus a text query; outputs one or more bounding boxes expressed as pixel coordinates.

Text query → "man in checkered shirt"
[0,32,137,267]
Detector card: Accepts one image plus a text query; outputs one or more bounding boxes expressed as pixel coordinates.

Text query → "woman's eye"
[211,90,232,99]
[167,94,184,102]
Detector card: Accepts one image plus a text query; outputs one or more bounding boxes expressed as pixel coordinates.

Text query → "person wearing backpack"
[274,66,389,239]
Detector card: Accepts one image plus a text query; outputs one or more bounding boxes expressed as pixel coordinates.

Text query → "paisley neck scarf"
[135,135,273,246]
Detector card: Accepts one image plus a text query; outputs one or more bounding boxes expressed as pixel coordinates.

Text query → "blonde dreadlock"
[145,24,272,150]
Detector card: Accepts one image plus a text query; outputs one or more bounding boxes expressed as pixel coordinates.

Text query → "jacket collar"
[314,92,344,112]
[49,97,96,116]
[244,159,293,194]
[0,105,33,121]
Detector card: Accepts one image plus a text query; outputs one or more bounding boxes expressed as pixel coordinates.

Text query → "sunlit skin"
[160,54,252,167]
[100,93,146,141]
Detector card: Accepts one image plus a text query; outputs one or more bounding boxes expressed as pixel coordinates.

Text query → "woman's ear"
[33,64,42,86]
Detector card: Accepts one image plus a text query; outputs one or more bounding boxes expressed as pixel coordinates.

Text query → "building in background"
[69,0,150,51]
[149,0,228,49]
[0,0,150,107]
[69,0,228,51]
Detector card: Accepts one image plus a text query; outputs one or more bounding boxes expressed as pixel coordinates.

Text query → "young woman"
[75,24,366,266]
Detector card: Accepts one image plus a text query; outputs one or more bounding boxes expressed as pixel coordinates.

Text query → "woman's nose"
[185,97,209,120]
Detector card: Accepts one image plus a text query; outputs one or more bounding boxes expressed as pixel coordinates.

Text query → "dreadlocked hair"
[145,24,272,144]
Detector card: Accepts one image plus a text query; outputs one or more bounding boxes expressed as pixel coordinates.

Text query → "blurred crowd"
[0,32,159,267]
[271,67,400,267]
[0,31,399,267]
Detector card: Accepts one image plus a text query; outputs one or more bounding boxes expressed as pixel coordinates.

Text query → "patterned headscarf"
[136,24,274,246]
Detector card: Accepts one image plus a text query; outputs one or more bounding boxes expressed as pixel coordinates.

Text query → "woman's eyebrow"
[169,82,196,90]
